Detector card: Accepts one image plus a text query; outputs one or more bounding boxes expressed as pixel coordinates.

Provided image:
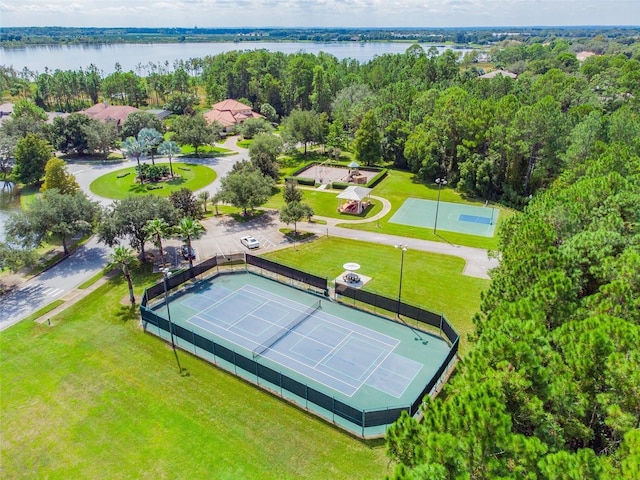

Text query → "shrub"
[146,164,170,182]
[366,169,388,188]
[294,177,316,186]
[331,181,349,190]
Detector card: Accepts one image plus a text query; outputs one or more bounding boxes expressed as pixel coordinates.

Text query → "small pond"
[0,182,20,242]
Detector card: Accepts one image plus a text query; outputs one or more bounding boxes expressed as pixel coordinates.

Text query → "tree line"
[386,127,640,479]
[2,36,638,206]
[3,26,638,47]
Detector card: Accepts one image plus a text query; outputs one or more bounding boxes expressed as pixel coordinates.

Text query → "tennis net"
[252,300,322,358]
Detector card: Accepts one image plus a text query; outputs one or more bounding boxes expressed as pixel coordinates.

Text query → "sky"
[1,0,639,28]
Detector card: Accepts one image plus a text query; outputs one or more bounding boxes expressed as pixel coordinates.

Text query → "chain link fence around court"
[141,253,329,308]
[140,254,458,438]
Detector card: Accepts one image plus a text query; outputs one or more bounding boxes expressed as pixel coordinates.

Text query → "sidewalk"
[34,271,116,326]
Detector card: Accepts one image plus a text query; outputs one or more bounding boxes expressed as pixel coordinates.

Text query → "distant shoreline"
[2,25,639,48]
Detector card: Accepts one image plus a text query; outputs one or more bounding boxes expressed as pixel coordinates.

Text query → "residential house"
[79,102,140,130]
[203,99,263,133]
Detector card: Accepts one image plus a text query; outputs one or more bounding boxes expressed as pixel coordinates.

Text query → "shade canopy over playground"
[337,186,372,214]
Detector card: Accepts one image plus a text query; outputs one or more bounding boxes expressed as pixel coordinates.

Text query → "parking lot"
[162,211,292,269]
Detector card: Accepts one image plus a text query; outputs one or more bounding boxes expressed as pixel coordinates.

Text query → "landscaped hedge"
[285,176,316,186]
[288,162,387,189]
[290,162,317,177]
[366,169,388,188]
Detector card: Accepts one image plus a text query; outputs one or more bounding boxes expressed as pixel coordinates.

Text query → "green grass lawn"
[89,163,217,200]
[340,169,516,250]
[19,184,40,209]
[0,268,390,479]
[179,145,236,157]
[263,236,489,354]
[265,187,383,220]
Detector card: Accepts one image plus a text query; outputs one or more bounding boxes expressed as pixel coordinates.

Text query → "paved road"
[192,211,498,279]
[69,136,245,206]
[0,137,498,331]
[1,140,247,330]
[0,236,109,331]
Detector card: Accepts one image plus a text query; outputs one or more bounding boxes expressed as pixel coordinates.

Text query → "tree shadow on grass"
[128,183,149,194]
[166,177,187,186]
[114,302,139,322]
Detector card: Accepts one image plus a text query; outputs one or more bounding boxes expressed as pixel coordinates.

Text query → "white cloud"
[1,0,639,27]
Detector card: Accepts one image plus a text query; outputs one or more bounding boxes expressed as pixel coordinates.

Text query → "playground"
[295,162,379,185]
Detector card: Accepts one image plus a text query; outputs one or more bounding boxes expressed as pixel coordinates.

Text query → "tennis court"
[389,198,500,237]
[145,271,453,436]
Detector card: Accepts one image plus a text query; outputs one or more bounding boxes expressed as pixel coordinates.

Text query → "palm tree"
[144,218,170,267]
[108,246,139,305]
[158,140,181,178]
[174,217,205,269]
[121,136,147,184]
[138,128,163,165]
[197,190,210,214]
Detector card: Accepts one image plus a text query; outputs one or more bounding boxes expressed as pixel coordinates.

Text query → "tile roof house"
[203,99,263,132]
[79,102,140,130]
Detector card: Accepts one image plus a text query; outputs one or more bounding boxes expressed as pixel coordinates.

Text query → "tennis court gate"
[140,255,459,438]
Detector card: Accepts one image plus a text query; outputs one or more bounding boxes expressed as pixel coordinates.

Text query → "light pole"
[395,243,408,317]
[162,267,176,352]
[433,177,447,234]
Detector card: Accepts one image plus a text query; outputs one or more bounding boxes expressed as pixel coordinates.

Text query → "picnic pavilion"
[337,186,372,214]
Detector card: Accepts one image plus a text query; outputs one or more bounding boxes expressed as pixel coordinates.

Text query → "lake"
[0,41,471,74]
[0,183,19,242]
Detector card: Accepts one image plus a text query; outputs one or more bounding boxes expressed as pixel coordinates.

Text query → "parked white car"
[240,236,260,249]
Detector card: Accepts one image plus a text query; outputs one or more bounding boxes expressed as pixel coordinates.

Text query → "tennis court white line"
[241,284,400,348]
[313,331,354,368]
[238,285,310,315]
[184,283,404,396]
[374,364,424,398]
[188,314,362,395]
[356,348,396,388]
[265,324,398,395]
[263,336,362,394]
[315,332,395,385]
[198,292,276,332]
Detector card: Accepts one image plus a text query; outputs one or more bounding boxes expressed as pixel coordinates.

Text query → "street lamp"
[395,243,408,317]
[433,177,447,234]
[162,267,176,352]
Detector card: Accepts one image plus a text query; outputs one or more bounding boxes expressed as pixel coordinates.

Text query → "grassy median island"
[0,268,389,479]
[89,162,216,200]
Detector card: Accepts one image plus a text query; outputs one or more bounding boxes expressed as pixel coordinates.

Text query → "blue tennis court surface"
[389,198,499,237]
[183,284,420,397]
[149,272,453,428]
[459,213,492,225]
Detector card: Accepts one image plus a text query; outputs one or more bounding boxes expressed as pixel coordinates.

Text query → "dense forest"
[1,32,639,477]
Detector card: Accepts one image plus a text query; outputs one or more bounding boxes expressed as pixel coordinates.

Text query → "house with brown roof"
[203,99,263,133]
[79,102,140,130]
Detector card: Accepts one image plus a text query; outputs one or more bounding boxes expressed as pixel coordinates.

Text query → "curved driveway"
[69,137,245,205]
[0,140,245,331]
